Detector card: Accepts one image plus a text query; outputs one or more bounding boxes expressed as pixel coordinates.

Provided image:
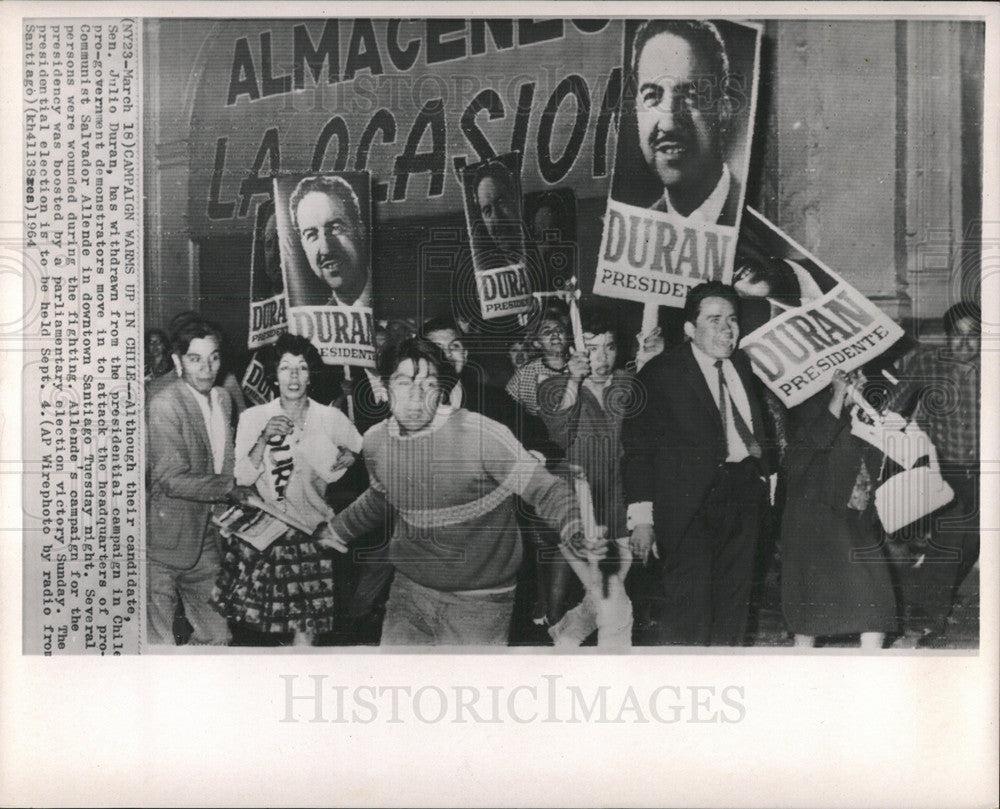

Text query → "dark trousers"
[654,460,767,646]
[907,466,980,628]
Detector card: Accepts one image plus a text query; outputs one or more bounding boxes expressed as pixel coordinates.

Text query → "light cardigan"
[235,397,363,530]
[330,406,583,592]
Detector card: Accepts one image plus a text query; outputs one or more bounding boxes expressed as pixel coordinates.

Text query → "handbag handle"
[905,420,941,474]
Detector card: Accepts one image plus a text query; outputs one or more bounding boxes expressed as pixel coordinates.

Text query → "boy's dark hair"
[580,306,623,371]
[421,315,462,339]
[943,301,981,336]
[378,336,458,392]
[171,318,222,357]
[535,303,571,337]
[263,333,324,388]
[683,281,741,325]
[599,541,622,599]
[580,308,620,345]
[145,328,170,353]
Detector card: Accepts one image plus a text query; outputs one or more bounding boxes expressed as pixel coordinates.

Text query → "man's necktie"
[716,360,762,459]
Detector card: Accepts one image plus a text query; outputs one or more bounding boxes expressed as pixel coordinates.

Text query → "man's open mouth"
[653,139,688,159]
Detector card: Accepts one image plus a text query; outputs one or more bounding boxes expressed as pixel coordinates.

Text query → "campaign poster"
[523,188,577,294]
[461,151,533,320]
[272,171,376,368]
[247,198,289,349]
[594,19,762,307]
[240,351,277,406]
[736,208,905,407]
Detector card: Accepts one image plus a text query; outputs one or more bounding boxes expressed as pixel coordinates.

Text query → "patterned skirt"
[211,528,338,636]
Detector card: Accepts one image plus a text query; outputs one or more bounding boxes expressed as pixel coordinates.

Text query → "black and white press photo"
[14,12,985,655]
[5,7,996,807]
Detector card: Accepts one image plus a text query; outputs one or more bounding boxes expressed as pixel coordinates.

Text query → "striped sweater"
[330,406,583,592]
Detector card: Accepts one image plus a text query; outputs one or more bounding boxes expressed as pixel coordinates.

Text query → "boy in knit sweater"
[318,338,599,646]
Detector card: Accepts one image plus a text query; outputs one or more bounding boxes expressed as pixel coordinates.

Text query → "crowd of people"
[143,283,981,649]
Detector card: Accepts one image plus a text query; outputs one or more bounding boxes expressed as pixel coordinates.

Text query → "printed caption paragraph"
[22,19,143,654]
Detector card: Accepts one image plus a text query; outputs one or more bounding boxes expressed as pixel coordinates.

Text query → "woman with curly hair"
[212,333,363,646]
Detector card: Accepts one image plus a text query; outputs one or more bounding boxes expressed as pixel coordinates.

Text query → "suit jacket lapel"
[682,343,724,434]
[220,391,235,476]
[733,352,765,439]
[178,381,214,463]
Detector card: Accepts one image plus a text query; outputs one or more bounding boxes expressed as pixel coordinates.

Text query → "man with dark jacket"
[622,281,770,645]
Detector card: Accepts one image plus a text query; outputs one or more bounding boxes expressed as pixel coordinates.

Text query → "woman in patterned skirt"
[212,333,363,646]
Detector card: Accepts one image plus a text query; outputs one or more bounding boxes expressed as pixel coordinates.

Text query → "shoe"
[531,600,549,627]
[916,628,950,649]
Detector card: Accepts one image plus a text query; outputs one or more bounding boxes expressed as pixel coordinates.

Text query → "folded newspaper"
[213,494,316,552]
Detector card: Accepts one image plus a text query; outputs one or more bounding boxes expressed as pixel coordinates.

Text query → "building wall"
[143,18,985,346]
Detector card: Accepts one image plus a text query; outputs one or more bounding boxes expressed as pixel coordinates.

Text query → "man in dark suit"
[622,281,770,645]
[632,19,743,227]
[146,319,241,645]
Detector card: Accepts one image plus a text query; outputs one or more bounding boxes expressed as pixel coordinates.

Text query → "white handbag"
[874,443,954,534]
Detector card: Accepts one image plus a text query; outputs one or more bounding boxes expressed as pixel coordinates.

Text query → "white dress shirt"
[327,278,373,309]
[689,341,754,464]
[658,163,732,225]
[184,383,228,475]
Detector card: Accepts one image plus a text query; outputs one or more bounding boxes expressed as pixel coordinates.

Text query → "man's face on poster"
[476,173,521,245]
[531,205,556,243]
[295,189,365,303]
[262,213,282,288]
[635,30,727,197]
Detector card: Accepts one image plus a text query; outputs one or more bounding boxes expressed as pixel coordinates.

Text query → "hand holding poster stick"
[343,365,355,423]
[566,277,586,353]
[565,465,602,582]
[564,467,629,616]
[635,303,663,372]
[641,303,658,336]
[845,381,883,425]
[531,290,572,303]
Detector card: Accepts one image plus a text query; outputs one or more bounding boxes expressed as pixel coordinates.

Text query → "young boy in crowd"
[538,310,643,647]
[317,338,601,645]
[505,305,571,416]
[539,310,635,539]
[500,305,577,630]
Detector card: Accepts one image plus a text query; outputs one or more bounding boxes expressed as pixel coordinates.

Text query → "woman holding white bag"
[780,369,897,649]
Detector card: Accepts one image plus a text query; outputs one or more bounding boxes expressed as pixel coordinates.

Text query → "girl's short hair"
[263,332,324,387]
